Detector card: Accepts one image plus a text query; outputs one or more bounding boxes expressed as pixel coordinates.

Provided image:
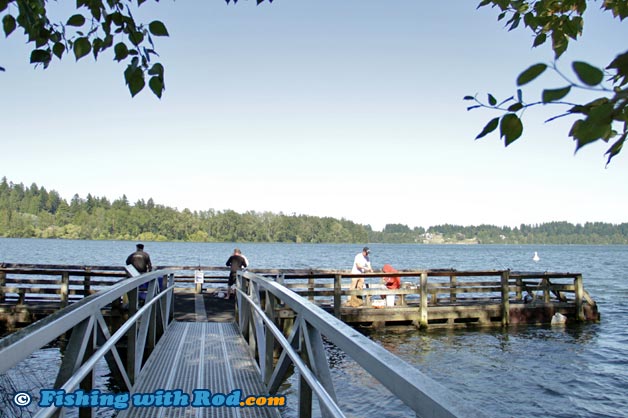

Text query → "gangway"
[0,268,483,418]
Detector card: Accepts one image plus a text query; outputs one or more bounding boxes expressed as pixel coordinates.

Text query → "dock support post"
[61,272,70,308]
[450,274,457,304]
[0,269,5,303]
[515,276,522,300]
[333,275,341,319]
[501,271,510,327]
[419,272,428,328]
[542,277,551,303]
[84,267,91,297]
[575,274,585,321]
[308,276,314,301]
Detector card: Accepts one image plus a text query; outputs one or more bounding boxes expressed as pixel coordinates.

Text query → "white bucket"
[385,294,396,307]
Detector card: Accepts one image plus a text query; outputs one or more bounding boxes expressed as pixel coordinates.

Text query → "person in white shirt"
[348,247,372,306]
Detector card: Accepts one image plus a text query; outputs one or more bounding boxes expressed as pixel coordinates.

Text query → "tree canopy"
[467,1,628,164]
[2,177,627,244]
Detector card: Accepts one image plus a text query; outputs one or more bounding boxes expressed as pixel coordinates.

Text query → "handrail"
[34,281,174,418]
[238,289,345,418]
[0,269,176,418]
[0,269,175,371]
[238,270,483,418]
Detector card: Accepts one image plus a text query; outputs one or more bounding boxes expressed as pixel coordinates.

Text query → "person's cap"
[136,243,144,249]
[363,247,370,254]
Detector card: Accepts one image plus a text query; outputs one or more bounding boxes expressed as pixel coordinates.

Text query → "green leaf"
[125,64,145,97]
[73,37,91,61]
[114,42,129,62]
[2,14,16,36]
[605,134,626,166]
[148,63,164,77]
[92,38,103,59]
[149,75,164,98]
[572,61,604,86]
[517,63,547,86]
[30,49,51,65]
[542,86,571,103]
[500,113,523,146]
[532,33,546,48]
[149,20,169,37]
[569,119,612,151]
[475,117,499,140]
[488,94,497,106]
[66,14,86,27]
[52,42,65,59]
[0,0,8,12]
[129,31,144,46]
[607,51,628,86]
[507,102,524,112]
[551,31,568,59]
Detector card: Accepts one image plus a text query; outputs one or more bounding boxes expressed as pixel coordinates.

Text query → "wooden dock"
[0,265,600,334]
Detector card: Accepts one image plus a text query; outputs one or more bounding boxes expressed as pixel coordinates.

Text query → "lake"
[1,238,627,417]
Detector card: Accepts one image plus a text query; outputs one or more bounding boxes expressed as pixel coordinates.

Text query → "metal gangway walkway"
[0,268,483,418]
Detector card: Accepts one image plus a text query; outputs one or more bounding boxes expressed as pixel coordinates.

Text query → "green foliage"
[469,0,628,164]
[500,113,523,145]
[0,177,368,243]
[1,177,625,245]
[427,222,628,245]
[517,63,547,86]
[0,0,169,98]
[0,0,281,97]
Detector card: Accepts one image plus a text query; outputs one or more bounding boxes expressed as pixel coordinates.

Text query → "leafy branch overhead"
[1,0,272,97]
[467,0,628,164]
[1,0,174,97]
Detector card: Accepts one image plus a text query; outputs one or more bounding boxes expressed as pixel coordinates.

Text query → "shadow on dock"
[173,288,235,322]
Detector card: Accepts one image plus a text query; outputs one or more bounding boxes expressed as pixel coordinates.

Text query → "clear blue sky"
[2,1,628,230]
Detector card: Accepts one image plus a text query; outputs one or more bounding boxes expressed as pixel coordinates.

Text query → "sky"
[2,1,628,231]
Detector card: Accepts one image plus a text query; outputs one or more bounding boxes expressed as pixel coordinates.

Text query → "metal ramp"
[118,321,282,418]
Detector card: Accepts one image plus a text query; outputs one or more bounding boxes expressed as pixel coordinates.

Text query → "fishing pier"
[0,264,599,417]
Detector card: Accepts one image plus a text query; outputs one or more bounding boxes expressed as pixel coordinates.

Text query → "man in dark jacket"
[225,248,247,299]
[126,243,153,274]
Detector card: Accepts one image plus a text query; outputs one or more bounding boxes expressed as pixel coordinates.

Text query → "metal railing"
[0,269,176,418]
[236,270,484,418]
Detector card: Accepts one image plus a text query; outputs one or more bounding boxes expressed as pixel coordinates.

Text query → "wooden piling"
[333,274,341,319]
[501,270,510,327]
[419,272,428,328]
[450,274,457,304]
[0,269,5,303]
[575,274,584,321]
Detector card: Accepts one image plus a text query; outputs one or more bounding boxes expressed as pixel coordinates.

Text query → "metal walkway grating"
[118,322,283,418]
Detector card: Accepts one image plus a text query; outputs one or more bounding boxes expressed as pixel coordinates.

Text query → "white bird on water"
[533,251,540,262]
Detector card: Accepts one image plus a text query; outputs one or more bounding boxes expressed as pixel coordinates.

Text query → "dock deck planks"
[117,321,282,418]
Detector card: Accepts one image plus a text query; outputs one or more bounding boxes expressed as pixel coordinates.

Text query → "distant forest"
[1,178,628,244]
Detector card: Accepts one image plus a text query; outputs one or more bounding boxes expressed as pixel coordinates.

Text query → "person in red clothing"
[382,263,401,290]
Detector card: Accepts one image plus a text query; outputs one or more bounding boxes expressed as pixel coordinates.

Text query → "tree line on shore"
[1,178,627,244]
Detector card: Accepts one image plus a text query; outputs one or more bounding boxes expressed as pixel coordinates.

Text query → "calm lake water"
[1,238,627,418]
